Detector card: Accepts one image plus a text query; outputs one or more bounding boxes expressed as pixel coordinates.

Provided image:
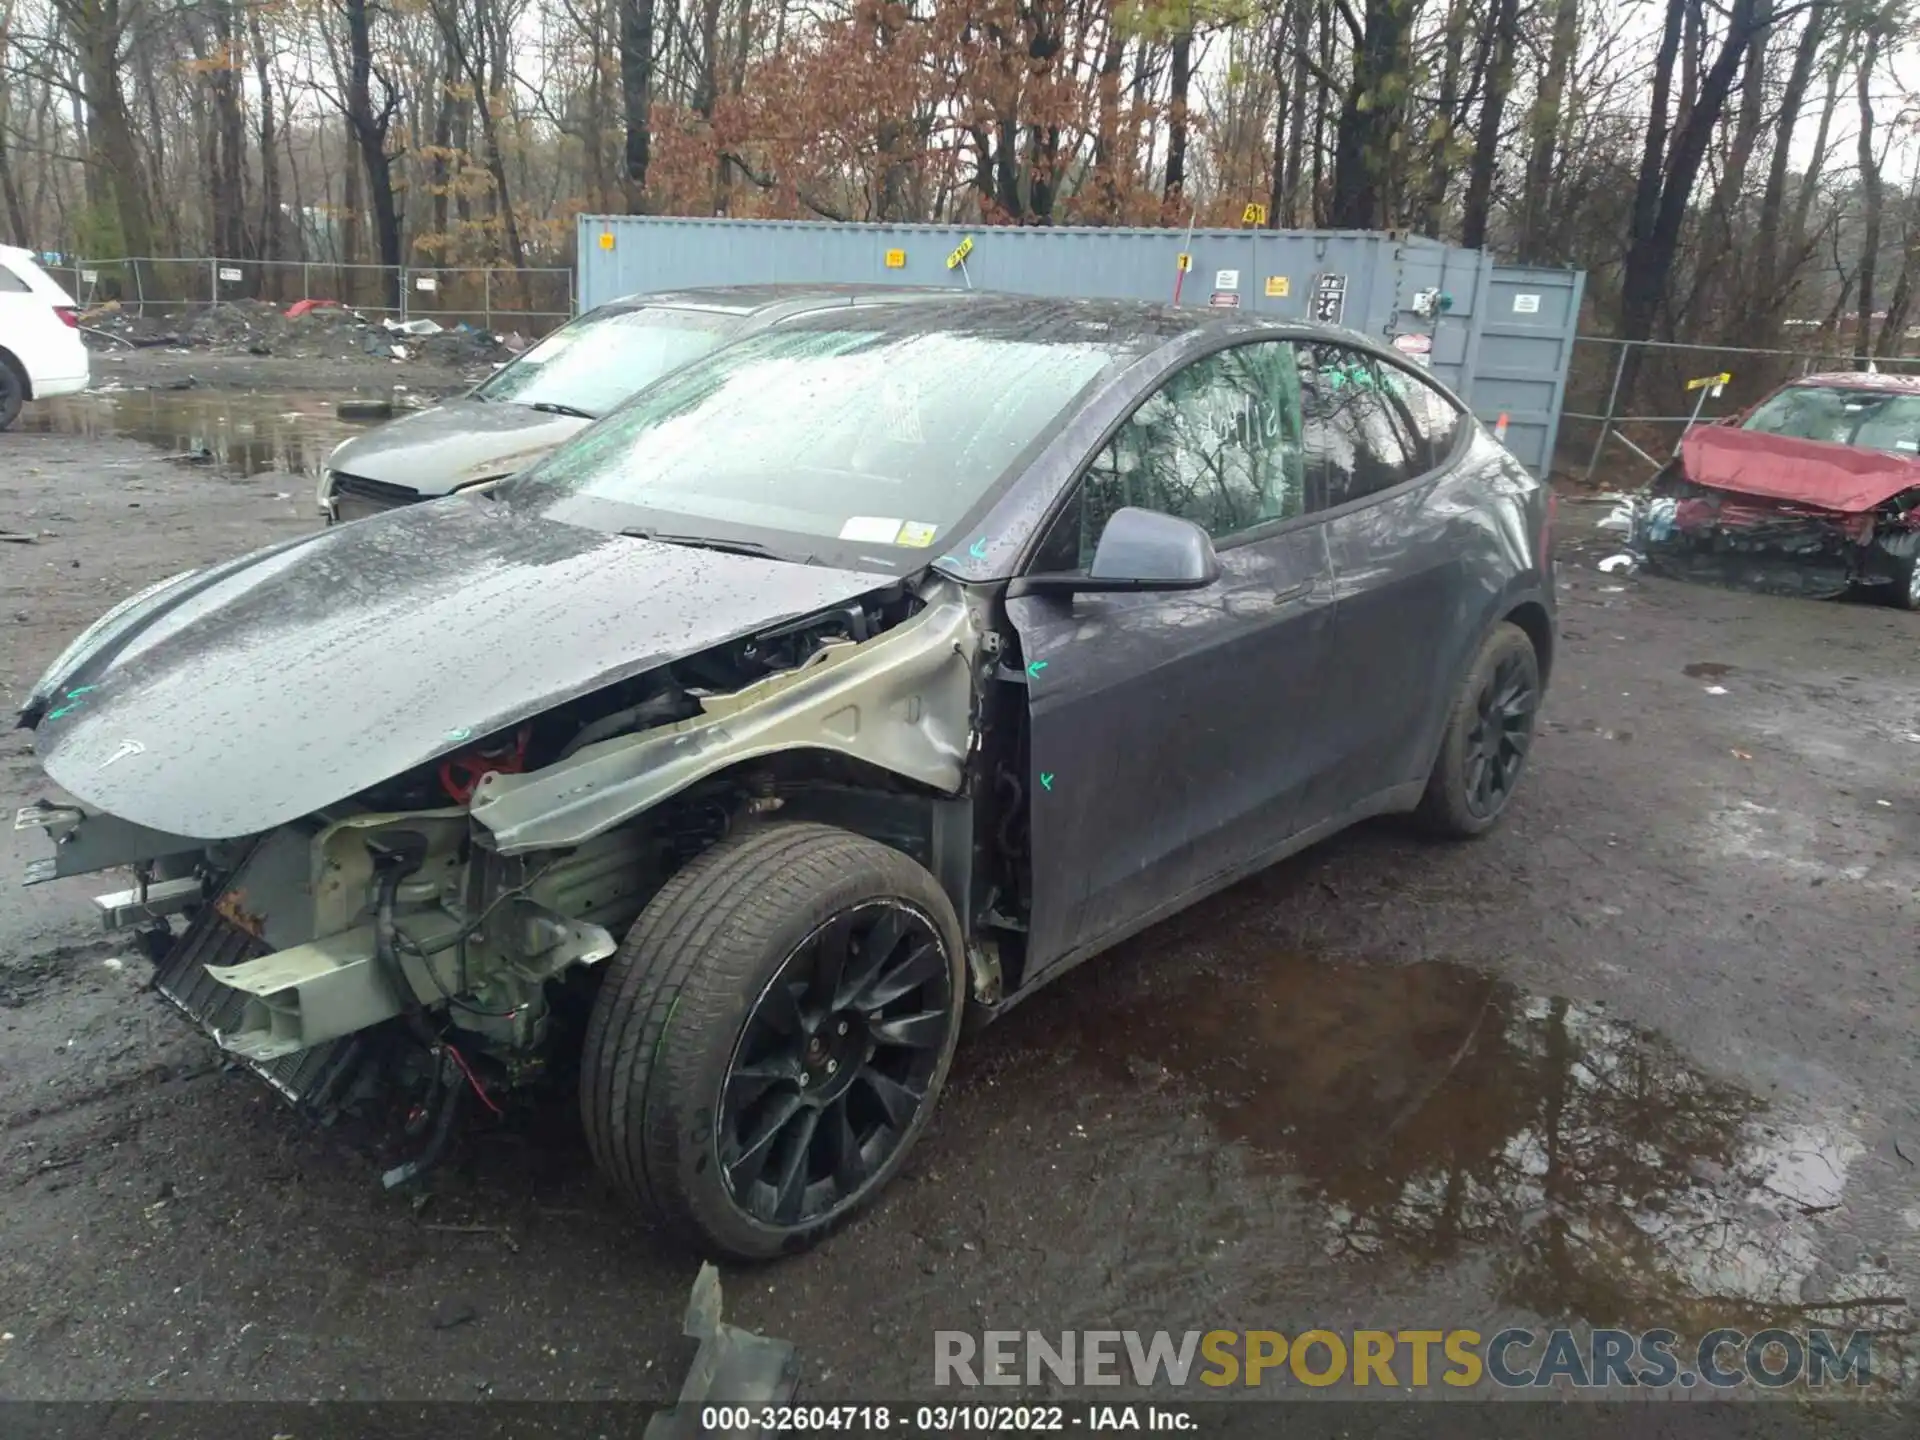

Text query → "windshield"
[471,305,744,417]
[509,319,1124,560]
[1741,385,1920,455]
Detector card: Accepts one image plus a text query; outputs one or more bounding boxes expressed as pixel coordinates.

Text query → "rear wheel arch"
[1412,588,1553,790]
[1502,598,1554,686]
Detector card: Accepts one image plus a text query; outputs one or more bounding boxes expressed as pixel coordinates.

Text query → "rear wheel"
[1416,622,1542,837]
[0,356,24,431]
[580,822,966,1260]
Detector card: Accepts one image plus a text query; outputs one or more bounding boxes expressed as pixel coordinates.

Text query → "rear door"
[1295,342,1479,812]
[1007,339,1339,980]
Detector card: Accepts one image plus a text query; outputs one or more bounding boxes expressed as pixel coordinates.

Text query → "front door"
[1007,339,1340,981]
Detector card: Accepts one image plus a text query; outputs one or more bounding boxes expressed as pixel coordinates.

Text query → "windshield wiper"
[620,527,810,563]
[529,401,596,419]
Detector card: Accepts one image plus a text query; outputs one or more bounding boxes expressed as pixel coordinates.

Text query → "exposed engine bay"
[14,573,1029,1183]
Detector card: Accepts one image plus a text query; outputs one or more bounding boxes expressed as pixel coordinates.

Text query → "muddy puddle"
[1048,941,1906,1349]
[18,390,388,478]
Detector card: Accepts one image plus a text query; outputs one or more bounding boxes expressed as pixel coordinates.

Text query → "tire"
[581,821,967,1260]
[0,356,24,432]
[1415,621,1542,838]
[1877,533,1920,611]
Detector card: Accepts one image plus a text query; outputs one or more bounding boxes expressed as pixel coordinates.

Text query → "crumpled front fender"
[469,582,984,855]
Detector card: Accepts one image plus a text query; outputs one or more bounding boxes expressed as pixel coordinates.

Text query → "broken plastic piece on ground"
[285,299,341,319]
[1598,553,1638,574]
[643,1262,798,1440]
[383,317,445,336]
[1703,685,1729,695]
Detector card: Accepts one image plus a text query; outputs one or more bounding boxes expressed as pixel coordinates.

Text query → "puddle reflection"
[1068,947,1903,1338]
[19,391,373,478]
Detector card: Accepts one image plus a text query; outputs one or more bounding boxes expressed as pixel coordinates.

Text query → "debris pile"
[79,298,521,369]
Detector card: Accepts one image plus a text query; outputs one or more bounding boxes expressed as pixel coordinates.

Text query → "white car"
[0,245,89,429]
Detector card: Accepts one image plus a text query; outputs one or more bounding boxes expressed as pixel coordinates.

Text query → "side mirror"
[1009,506,1220,598]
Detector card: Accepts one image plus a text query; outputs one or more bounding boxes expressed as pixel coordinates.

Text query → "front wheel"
[1877,533,1920,611]
[1415,621,1542,837]
[580,822,967,1260]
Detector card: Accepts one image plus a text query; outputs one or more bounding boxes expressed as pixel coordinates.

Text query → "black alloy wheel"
[580,822,968,1260]
[1462,647,1539,819]
[718,900,952,1227]
[1416,621,1542,837]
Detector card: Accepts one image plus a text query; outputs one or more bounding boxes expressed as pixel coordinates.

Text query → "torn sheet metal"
[470,581,980,855]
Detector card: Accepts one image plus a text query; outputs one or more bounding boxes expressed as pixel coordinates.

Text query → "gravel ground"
[0,394,1915,1416]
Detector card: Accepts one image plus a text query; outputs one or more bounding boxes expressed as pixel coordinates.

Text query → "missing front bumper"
[1636,483,1869,598]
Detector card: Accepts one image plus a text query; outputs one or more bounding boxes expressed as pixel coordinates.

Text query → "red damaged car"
[1635,371,1920,607]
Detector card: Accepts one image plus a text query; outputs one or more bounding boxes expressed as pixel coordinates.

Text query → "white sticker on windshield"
[840,515,905,544]
[896,521,939,548]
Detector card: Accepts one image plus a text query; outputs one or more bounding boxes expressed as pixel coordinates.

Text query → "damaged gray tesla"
[15,296,1555,1260]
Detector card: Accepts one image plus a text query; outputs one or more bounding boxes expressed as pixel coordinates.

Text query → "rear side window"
[0,264,30,294]
[1296,343,1424,507]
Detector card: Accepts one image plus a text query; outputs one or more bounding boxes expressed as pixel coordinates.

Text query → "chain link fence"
[1559,334,1920,487]
[42,257,576,337]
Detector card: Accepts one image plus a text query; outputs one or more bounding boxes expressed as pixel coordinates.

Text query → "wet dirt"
[17,390,369,481]
[0,442,1915,1408]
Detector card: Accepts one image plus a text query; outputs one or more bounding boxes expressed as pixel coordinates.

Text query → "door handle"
[1271,581,1312,604]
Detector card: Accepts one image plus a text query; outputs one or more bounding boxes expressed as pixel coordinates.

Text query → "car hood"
[325,398,588,494]
[1677,425,1920,514]
[31,500,895,839]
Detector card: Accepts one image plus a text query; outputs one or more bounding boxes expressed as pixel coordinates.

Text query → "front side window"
[1033,341,1305,571]
[1297,343,1425,508]
[472,304,746,417]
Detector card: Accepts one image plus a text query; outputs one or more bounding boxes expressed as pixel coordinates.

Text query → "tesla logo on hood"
[99,739,146,769]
